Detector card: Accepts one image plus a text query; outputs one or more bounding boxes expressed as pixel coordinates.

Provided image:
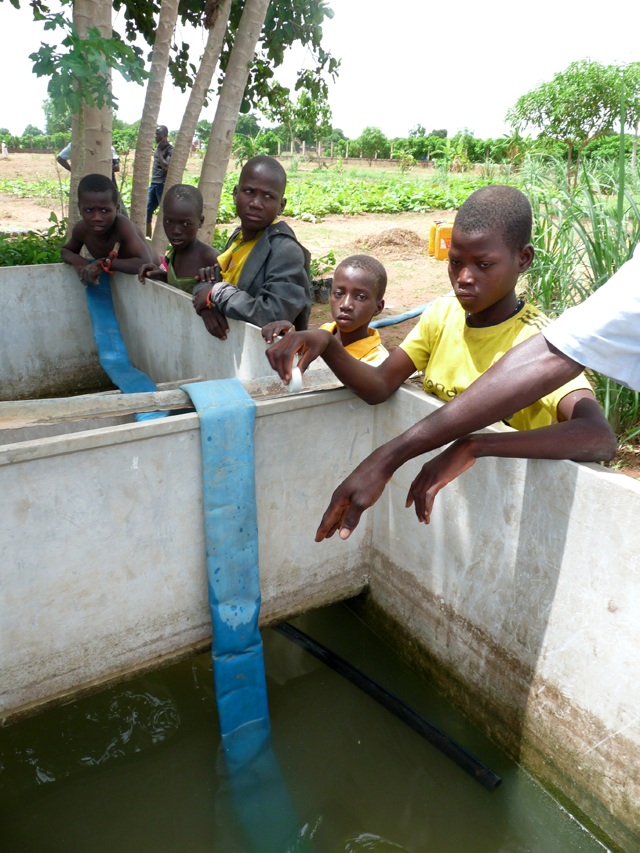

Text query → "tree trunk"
[566,142,574,189]
[130,0,181,230]
[67,109,83,230]
[151,0,232,252]
[199,0,272,243]
[632,123,638,170]
[70,0,112,228]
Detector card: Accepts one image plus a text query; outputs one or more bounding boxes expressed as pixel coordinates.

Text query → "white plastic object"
[287,365,303,394]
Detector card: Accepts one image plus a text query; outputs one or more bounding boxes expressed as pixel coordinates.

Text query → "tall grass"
[520,153,640,442]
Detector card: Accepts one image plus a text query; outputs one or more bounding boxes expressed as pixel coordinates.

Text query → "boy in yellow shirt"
[266,185,615,529]
[262,254,389,366]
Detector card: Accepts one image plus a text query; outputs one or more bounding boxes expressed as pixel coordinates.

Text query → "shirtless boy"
[61,173,153,285]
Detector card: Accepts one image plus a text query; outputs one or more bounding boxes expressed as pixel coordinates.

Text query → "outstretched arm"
[315,334,585,541]
[405,389,616,524]
[267,331,415,404]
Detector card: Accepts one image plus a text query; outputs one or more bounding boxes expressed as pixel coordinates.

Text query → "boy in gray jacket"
[192,156,311,341]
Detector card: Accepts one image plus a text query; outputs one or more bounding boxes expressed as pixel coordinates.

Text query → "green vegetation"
[0,213,66,265]
[1,153,639,444]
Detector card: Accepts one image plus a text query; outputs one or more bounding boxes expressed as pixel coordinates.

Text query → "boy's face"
[162,196,203,249]
[330,266,384,334]
[79,191,118,234]
[233,165,285,239]
[448,228,533,324]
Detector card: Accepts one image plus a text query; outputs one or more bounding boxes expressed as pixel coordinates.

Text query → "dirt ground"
[2,152,637,476]
[0,152,452,348]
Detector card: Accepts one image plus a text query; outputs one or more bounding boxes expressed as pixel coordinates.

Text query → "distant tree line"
[0,116,634,169]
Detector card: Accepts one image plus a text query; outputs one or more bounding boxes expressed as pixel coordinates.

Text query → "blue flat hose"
[84,271,167,421]
[370,301,432,328]
[182,379,270,769]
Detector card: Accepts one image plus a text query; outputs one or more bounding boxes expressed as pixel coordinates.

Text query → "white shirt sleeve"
[543,247,640,390]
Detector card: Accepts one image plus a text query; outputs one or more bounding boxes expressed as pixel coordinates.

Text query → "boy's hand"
[315,447,394,541]
[405,439,477,524]
[266,330,332,384]
[192,286,211,315]
[195,264,220,283]
[261,320,294,344]
[138,262,157,283]
[200,307,229,341]
[79,260,102,285]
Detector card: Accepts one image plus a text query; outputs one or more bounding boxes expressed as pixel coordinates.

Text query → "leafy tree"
[197,0,273,242]
[23,124,45,136]
[323,126,347,156]
[43,97,72,134]
[621,62,640,168]
[110,0,339,114]
[129,0,181,229]
[195,119,213,145]
[29,6,147,116]
[231,131,269,165]
[506,60,625,185]
[257,128,282,155]
[236,112,262,137]
[355,127,389,162]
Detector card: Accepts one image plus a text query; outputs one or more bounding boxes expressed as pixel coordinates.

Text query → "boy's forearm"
[112,257,149,276]
[357,336,587,476]
[61,248,87,272]
[460,418,616,464]
[320,337,392,404]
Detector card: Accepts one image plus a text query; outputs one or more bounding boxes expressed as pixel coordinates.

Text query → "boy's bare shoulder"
[113,214,148,256]
[113,213,139,240]
[193,239,218,265]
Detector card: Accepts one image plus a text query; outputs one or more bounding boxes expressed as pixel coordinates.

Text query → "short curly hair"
[336,254,387,300]
[164,183,204,217]
[240,156,287,195]
[77,173,118,205]
[454,185,532,251]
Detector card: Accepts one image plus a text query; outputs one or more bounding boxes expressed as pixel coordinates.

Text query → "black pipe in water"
[273,621,501,793]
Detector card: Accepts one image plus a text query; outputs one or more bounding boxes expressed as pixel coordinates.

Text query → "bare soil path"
[1,153,637,476]
[0,153,452,347]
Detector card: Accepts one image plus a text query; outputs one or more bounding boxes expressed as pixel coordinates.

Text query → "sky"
[1,0,639,140]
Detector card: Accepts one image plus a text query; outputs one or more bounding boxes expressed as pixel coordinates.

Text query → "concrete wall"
[3,263,640,848]
[0,263,106,399]
[0,263,284,400]
[366,386,640,851]
[0,389,371,723]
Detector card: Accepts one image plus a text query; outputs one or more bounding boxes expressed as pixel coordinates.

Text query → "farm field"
[1,152,638,476]
[0,152,455,345]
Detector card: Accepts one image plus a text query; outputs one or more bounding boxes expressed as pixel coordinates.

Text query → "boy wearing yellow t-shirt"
[266,186,614,523]
[192,156,311,341]
[262,254,389,366]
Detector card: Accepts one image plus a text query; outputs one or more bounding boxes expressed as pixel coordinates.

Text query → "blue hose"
[182,379,270,768]
[184,379,303,850]
[370,301,432,328]
[84,271,167,421]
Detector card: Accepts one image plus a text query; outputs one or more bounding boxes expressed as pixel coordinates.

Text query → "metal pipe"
[274,621,501,792]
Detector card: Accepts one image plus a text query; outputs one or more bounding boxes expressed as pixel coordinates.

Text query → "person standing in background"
[57,142,120,186]
[146,125,173,238]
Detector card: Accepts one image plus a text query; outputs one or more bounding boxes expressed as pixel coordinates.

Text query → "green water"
[0,603,608,852]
